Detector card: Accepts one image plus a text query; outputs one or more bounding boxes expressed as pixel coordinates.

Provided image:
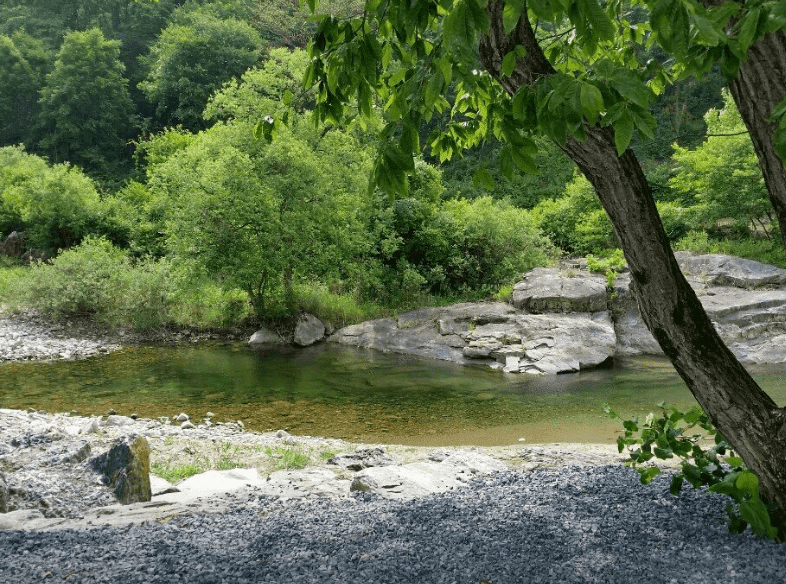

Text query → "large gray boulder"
[90,436,151,504]
[612,253,786,363]
[674,252,786,288]
[293,313,326,347]
[0,231,24,258]
[511,268,608,313]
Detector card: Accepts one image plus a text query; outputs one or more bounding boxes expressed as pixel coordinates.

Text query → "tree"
[640,0,786,256]
[37,28,136,177]
[0,33,45,146]
[670,90,772,237]
[139,10,265,132]
[298,0,786,536]
[0,145,103,251]
[146,119,374,315]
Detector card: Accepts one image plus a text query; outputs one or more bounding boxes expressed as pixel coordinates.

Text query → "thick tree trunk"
[727,29,786,254]
[698,1,786,255]
[479,2,786,532]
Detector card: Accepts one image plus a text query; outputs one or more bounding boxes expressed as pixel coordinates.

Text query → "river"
[2,342,785,446]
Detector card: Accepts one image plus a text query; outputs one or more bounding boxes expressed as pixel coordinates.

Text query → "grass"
[150,461,206,483]
[264,445,311,471]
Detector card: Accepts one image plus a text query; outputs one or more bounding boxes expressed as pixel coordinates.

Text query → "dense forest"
[0,0,781,330]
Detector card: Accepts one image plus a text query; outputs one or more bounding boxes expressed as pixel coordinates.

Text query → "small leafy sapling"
[603,402,779,540]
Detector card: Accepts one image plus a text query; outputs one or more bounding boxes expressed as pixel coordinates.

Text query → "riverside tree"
[292,0,786,537]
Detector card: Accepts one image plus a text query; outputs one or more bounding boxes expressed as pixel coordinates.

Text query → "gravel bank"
[2,465,784,584]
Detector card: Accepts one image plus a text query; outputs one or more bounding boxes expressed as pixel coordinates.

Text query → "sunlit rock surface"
[333,253,786,372]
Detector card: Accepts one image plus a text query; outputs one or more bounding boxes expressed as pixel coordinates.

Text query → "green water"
[2,343,785,446]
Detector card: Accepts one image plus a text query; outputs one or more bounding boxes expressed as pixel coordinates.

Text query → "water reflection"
[1,343,784,446]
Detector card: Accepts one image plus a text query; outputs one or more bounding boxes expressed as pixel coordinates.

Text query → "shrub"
[0,146,104,252]
[15,236,173,329]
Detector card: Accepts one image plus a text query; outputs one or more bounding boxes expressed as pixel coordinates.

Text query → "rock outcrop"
[331,253,786,373]
[612,252,786,364]
[90,436,152,504]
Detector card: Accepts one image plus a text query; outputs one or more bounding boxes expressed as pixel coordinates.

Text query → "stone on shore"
[328,447,397,471]
[0,471,7,513]
[350,451,507,500]
[248,328,281,346]
[293,314,326,347]
[90,436,152,504]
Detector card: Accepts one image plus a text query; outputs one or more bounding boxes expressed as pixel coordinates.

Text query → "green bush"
[530,173,615,255]
[0,146,106,252]
[13,236,173,329]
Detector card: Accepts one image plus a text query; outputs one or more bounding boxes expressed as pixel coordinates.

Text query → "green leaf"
[725,456,744,468]
[740,499,778,539]
[738,8,761,54]
[580,83,604,125]
[669,474,684,495]
[609,69,653,109]
[502,50,518,78]
[638,467,662,485]
[692,14,723,46]
[503,0,526,34]
[282,90,293,106]
[735,470,759,498]
[577,0,614,42]
[613,110,634,156]
[473,167,496,190]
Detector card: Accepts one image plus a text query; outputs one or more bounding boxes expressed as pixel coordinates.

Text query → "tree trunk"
[727,28,786,255]
[479,1,786,532]
[697,1,786,255]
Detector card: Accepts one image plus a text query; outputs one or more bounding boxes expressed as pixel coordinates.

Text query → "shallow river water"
[2,343,785,446]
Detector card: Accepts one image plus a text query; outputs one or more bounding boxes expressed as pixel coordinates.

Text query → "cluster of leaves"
[604,402,780,540]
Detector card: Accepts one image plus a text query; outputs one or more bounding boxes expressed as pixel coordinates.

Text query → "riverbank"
[0,309,252,362]
[0,407,640,531]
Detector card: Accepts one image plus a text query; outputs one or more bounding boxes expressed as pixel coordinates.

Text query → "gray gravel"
[2,465,784,584]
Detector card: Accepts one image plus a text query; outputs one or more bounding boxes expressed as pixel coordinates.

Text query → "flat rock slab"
[331,302,616,375]
[511,268,608,313]
[155,468,265,504]
[350,451,507,500]
[675,252,786,288]
[261,467,351,500]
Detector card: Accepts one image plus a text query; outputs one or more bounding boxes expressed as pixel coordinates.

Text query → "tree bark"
[478,1,786,533]
[728,29,786,254]
[700,2,786,255]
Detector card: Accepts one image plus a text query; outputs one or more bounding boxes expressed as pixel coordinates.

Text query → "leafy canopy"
[290,0,786,195]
